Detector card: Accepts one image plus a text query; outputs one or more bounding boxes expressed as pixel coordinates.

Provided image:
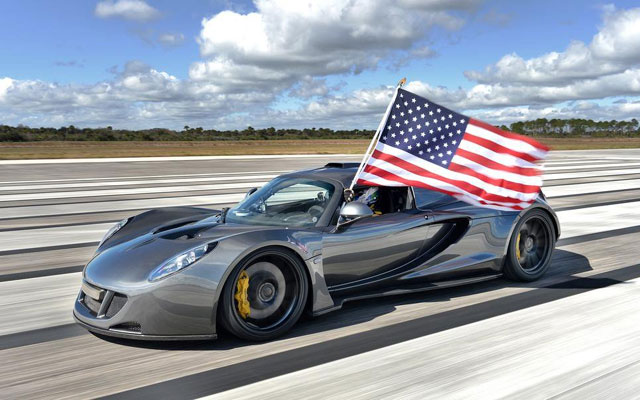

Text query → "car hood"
[84,219,279,289]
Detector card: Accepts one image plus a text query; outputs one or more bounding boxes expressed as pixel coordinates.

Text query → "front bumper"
[73,313,217,341]
[73,275,220,341]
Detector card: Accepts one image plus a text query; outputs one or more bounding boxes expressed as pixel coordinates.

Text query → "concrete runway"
[1,150,640,399]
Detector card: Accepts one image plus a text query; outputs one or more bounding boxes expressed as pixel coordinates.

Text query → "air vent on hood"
[153,220,197,234]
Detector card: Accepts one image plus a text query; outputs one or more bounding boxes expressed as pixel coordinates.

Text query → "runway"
[1,150,639,399]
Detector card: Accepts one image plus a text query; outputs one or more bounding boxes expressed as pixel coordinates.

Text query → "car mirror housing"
[335,201,373,230]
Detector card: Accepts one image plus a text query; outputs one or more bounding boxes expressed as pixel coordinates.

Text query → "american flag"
[356,88,548,210]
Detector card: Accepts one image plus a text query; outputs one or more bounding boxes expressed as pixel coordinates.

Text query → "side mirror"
[336,202,373,230]
[245,187,258,198]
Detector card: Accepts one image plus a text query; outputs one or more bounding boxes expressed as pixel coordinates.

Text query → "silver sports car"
[73,162,559,341]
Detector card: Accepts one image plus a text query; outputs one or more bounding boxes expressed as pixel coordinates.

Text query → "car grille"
[80,281,127,318]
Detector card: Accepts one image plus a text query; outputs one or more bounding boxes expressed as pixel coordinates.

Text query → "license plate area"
[82,281,105,301]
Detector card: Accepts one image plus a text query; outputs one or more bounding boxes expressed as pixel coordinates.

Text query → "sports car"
[73,162,559,341]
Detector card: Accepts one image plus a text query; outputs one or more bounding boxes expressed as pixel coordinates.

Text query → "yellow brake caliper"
[515,232,521,261]
[234,271,250,319]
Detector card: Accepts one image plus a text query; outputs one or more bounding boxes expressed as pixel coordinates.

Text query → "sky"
[0,0,639,130]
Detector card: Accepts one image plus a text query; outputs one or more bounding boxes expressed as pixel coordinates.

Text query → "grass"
[0,137,638,159]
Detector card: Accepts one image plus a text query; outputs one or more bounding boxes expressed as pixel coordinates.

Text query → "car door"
[321,208,434,288]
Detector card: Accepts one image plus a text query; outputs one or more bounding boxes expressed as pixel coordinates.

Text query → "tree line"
[1,118,638,142]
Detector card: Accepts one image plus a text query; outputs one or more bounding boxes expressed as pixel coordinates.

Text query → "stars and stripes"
[355,88,549,210]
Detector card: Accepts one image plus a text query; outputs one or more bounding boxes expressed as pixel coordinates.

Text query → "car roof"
[281,162,359,188]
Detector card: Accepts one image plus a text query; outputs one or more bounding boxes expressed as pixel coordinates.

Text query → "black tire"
[504,209,556,282]
[220,248,309,341]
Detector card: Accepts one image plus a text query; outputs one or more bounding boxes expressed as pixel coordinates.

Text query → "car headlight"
[99,217,131,247]
[148,243,214,282]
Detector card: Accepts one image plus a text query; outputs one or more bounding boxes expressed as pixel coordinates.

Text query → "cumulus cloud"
[95,0,160,22]
[190,0,474,91]
[465,6,640,85]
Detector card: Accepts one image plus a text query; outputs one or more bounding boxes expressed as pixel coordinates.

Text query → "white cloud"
[190,0,472,91]
[158,33,185,47]
[95,0,160,22]
[465,6,640,85]
[0,77,13,101]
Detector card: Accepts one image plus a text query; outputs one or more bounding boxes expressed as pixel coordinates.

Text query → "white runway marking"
[544,179,640,198]
[208,278,640,400]
[0,154,358,165]
[0,193,244,220]
[0,223,113,252]
[0,272,82,335]
[0,181,267,202]
[0,174,278,192]
[544,168,640,181]
[0,170,290,185]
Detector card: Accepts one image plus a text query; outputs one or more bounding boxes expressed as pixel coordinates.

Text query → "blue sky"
[1,0,639,129]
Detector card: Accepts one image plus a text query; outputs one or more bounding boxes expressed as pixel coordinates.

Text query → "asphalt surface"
[1,150,640,399]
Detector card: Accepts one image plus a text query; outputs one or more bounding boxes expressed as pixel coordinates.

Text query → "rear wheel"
[504,209,556,282]
[220,248,308,341]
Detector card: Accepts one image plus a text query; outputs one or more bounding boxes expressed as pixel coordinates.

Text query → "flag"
[355,88,548,211]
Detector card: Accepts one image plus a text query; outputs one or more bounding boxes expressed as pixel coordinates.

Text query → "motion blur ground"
[1,150,640,398]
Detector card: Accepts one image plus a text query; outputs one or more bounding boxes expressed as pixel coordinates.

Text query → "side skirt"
[313,273,503,316]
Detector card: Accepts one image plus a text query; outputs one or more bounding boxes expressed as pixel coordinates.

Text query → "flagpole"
[345,78,406,201]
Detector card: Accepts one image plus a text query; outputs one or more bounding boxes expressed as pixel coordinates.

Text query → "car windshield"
[226,177,335,228]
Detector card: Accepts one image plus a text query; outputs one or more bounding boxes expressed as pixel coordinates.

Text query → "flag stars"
[430,155,435,160]
[416,106,421,111]
[448,114,453,119]
[412,134,417,140]
[408,145,412,150]
[420,132,426,137]
[411,98,416,103]
[412,117,417,122]
[395,104,400,109]
[391,114,396,119]
[391,133,396,138]
[396,122,400,127]
[404,120,409,125]
[433,119,438,124]
[449,132,453,137]
[452,140,457,145]
[441,160,447,165]
[419,150,423,155]
[408,109,413,114]
[404,101,408,106]
[453,122,457,126]
[460,119,465,123]
[429,129,434,134]
[395,141,400,145]
[445,124,450,129]
[441,116,446,121]
[427,147,431,152]
[438,153,443,158]
[440,134,445,139]
[416,124,422,129]
[435,145,440,150]
[424,103,429,108]
[456,129,461,134]
[437,108,441,113]
[400,112,405,117]
[437,127,442,131]
[421,113,425,119]
[404,138,409,143]
[447,150,452,155]
[443,142,448,147]
[408,127,413,133]
[399,130,404,135]
[429,110,434,116]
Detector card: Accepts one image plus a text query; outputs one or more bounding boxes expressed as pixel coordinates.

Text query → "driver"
[355,187,382,215]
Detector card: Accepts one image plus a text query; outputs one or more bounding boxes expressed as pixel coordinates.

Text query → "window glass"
[227,178,335,227]
[413,187,456,209]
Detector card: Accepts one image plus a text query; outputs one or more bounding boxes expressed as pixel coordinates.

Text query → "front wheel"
[504,209,556,282]
[220,248,308,341]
